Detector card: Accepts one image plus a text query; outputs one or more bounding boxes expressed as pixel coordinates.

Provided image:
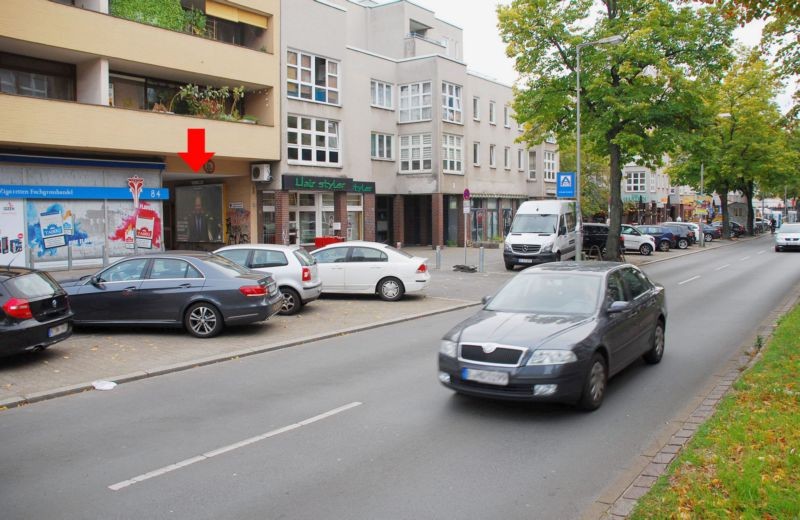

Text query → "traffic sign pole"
[463,189,471,264]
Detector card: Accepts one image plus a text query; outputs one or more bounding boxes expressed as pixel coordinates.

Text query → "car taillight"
[239,285,267,297]
[417,263,427,274]
[301,266,311,282]
[3,297,33,320]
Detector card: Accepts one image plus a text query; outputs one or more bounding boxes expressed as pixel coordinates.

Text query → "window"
[489,145,496,168]
[649,172,656,192]
[251,250,289,269]
[517,149,524,171]
[442,134,463,174]
[314,247,349,264]
[287,115,340,166]
[149,259,201,279]
[371,80,392,109]
[371,132,394,160]
[503,106,510,127]
[620,267,650,299]
[528,150,537,180]
[350,247,388,262]
[0,52,74,101]
[504,147,511,170]
[626,171,646,192]
[206,16,243,46]
[399,81,432,122]
[441,82,462,123]
[489,101,496,124]
[472,96,480,120]
[473,142,480,166]
[217,249,249,266]
[544,150,556,182]
[399,133,432,173]
[98,259,149,283]
[287,50,339,104]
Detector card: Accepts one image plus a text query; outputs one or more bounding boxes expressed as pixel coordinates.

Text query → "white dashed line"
[757,250,766,255]
[108,401,363,491]
[678,276,701,285]
[741,256,751,261]
[714,264,730,271]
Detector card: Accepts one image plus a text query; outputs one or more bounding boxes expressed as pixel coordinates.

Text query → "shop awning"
[206,0,268,28]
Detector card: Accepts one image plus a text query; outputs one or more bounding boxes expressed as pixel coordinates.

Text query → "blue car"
[636,225,676,252]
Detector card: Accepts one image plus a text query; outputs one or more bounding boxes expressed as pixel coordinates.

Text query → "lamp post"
[576,34,623,261]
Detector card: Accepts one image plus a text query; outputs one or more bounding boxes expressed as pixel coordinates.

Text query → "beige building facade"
[0,0,280,267]
[259,0,558,248]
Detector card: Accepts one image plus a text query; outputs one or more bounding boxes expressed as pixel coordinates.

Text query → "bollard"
[479,246,485,273]
[396,241,402,250]
[435,245,441,270]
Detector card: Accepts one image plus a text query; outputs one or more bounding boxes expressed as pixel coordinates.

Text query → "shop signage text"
[0,185,170,200]
[283,175,375,194]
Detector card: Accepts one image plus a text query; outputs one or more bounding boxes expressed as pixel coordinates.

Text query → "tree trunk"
[605,142,623,261]
[743,180,755,235]
[719,188,730,238]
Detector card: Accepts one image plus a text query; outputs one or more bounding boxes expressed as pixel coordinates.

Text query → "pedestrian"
[770,217,776,234]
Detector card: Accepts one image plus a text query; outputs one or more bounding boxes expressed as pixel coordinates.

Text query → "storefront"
[0,154,167,269]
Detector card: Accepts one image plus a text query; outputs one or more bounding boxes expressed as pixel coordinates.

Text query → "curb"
[0,300,480,411]
[637,235,762,266]
[593,278,800,519]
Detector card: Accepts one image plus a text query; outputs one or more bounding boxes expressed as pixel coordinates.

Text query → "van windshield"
[510,214,558,234]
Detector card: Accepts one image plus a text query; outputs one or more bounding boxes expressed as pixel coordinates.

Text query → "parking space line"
[678,275,701,286]
[714,264,730,271]
[108,401,363,491]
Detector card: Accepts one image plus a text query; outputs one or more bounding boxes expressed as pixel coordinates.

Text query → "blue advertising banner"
[556,172,576,198]
[0,185,169,200]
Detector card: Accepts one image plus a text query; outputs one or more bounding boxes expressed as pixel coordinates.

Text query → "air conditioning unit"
[251,163,272,182]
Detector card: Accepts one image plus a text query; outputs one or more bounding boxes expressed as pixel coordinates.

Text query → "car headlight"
[526,349,577,365]
[540,242,553,254]
[504,242,512,252]
[439,340,458,358]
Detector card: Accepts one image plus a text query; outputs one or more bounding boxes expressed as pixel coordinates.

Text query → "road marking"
[714,264,730,271]
[741,256,751,261]
[678,275,701,286]
[108,401,363,491]
[757,250,766,255]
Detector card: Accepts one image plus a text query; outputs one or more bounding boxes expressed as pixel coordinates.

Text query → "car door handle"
[179,283,192,288]
[122,286,137,295]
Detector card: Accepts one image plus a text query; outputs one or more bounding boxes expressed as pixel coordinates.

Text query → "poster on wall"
[135,214,155,249]
[0,199,25,267]
[175,185,224,243]
[39,210,67,249]
[26,201,97,261]
[107,201,162,256]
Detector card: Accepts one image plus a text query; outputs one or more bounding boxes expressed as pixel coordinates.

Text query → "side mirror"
[90,276,102,286]
[559,226,567,236]
[607,301,630,314]
[481,295,492,305]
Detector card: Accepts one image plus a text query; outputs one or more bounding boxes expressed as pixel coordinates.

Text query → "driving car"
[310,241,430,301]
[620,224,656,255]
[635,225,676,252]
[60,252,283,338]
[1,267,73,357]
[775,222,800,252]
[215,244,322,315]
[438,262,667,411]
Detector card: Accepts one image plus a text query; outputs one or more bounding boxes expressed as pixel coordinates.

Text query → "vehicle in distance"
[1,267,73,357]
[61,252,283,338]
[581,223,624,259]
[438,262,667,410]
[635,225,676,252]
[775,223,800,252]
[658,223,694,249]
[215,244,321,315]
[310,241,429,301]
[621,224,656,255]
[711,220,745,238]
[503,199,577,270]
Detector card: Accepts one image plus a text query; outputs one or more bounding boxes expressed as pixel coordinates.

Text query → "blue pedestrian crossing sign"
[556,172,576,198]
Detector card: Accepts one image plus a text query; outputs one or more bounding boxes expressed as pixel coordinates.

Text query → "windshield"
[510,214,558,234]
[779,223,800,233]
[5,272,61,299]
[486,272,601,315]
[293,248,316,266]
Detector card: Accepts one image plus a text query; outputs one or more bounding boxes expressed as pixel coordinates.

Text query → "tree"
[559,145,611,220]
[498,0,736,260]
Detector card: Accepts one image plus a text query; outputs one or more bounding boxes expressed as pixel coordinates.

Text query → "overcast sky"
[402,0,791,108]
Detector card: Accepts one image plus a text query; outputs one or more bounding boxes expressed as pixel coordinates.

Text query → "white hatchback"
[775,222,800,252]
[621,224,657,256]
[215,244,322,315]
[310,241,430,301]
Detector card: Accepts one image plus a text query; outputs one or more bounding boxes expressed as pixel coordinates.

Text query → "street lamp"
[576,34,623,261]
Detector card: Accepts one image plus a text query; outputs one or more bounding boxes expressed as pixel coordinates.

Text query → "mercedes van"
[503,200,577,270]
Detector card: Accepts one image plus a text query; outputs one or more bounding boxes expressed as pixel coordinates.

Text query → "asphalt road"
[0,236,797,520]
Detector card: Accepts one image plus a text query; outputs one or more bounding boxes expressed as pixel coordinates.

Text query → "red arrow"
[178,128,215,172]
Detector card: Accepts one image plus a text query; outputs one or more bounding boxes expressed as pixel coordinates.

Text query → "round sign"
[204,159,216,174]
[463,189,471,200]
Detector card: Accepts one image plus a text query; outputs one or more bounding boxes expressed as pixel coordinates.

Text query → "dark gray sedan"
[438,262,667,410]
[61,252,283,338]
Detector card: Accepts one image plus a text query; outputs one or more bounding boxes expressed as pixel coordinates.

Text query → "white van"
[503,200,577,270]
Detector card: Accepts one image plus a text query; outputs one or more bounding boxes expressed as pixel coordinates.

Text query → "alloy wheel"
[188,305,219,337]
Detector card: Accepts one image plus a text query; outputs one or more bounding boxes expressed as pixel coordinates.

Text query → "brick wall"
[393,195,404,247]
[363,192,376,242]
[274,190,290,244]
[431,192,444,247]
[334,191,349,239]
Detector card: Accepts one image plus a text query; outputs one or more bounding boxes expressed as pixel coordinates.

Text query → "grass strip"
[630,305,800,519]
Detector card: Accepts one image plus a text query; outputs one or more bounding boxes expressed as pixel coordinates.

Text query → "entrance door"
[403,195,431,245]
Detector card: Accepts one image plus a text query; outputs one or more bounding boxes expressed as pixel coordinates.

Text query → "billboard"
[175,185,224,243]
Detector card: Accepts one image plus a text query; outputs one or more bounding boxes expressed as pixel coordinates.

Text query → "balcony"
[0,93,279,161]
[2,0,279,89]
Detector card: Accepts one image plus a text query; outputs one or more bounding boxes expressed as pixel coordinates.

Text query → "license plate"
[519,258,533,264]
[48,323,68,337]
[462,368,509,386]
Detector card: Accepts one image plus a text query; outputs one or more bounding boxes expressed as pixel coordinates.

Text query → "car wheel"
[377,277,405,301]
[658,241,670,252]
[639,243,653,256]
[184,302,223,338]
[578,353,607,411]
[677,238,688,249]
[775,246,781,252]
[504,262,515,271]
[555,251,562,262]
[279,287,302,316]
[643,320,665,364]
[704,233,713,242]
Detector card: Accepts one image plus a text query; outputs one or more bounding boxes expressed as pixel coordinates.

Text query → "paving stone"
[633,475,658,487]
[642,462,667,477]
[674,429,695,438]
[623,485,651,500]
[654,452,676,464]
[661,444,681,454]
[610,499,637,517]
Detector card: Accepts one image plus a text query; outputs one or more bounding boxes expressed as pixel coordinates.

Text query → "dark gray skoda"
[438,262,667,410]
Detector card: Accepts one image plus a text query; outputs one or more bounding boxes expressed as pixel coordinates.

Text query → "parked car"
[620,224,657,255]
[310,241,430,301]
[711,220,745,238]
[775,222,800,252]
[1,267,73,357]
[60,252,283,338]
[438,262,667,410]
[700,224,721,242]
[658,223,693,249]
[581,223,625,259]
[215,244,321,315]
[635,225,676,252]
[503,199,577,269]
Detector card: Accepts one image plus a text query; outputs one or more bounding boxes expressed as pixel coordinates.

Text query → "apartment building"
[260,0,558,248]
[621,163,672,224]
[0,0,280,268]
